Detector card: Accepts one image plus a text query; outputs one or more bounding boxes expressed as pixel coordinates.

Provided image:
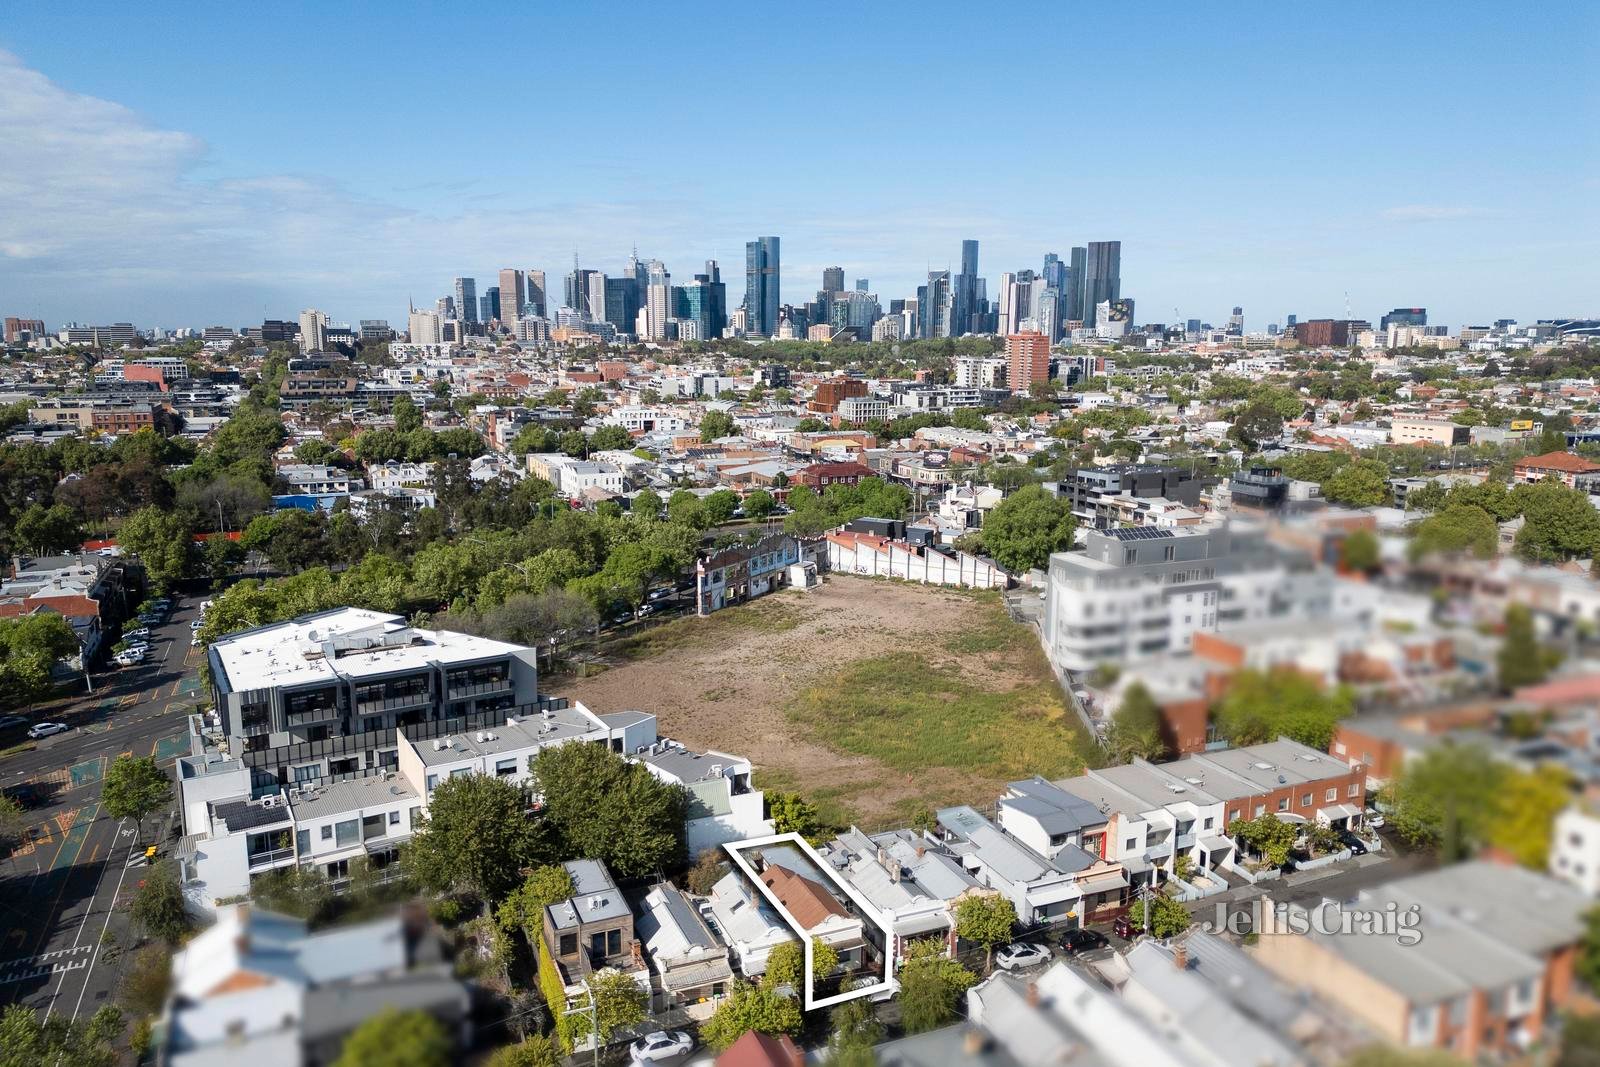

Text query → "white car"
[1365,810,1385,829]
[995,941,1053,971]
[190,619,204,630]
[115,649,146,666]
[123,627,151,641]
[629,1031,693,1063]
[27,722,69,739]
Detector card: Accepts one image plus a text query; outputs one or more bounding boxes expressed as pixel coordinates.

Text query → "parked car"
[1338,831,1369,856]
[123,627,151,641]
[190,619,204,630]
[190,634,202,648]
[1364,810,1385,829]
[629,1031,693,1063]
[647,587,673,602]
[27,722,69,739]
[0,714,28,731]
[116,649,147,666]
[1112,914,1137,940]
[2,782,39,808]
[1059,928,1109,956]
[995,941,1053,971]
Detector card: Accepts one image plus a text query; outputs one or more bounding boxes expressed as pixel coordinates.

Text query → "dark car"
[2,782,39,809]
[1339,831,1369,856]
[1112,914,1137,940]
[1060,928,1109,955]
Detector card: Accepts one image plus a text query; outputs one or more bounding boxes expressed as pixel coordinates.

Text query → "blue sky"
[1,1,1596,331]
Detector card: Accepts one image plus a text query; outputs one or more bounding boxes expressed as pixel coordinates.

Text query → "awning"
[1273,811,1308,825]
[1317,803,1362,823]
[1120,854,1152,875]
[1074,871,1129,896]
[1143,809,1176,830]
[1026,882,1082,908]
[893,912,952,937]
[1196,834,1233,855]
[661,958,733,993]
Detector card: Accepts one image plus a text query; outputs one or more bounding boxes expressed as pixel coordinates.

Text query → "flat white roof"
[212,607,528,693]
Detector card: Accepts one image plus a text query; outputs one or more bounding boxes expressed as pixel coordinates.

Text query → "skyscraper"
[497,269,525,324]
[854,278,869,292]
[822,266,845,294]
[644,260,670,340]
[454,277,477,324]
[705,260,727,339]
[1227,306,1244,335]
[744,237,780,337]
[954,238,981,336]
[481,288,499,323]
[1380,307,1427,329]
[298,309,327,353]
[920,271,953,339]
[1080,242,1121,327]
[587,272,608,324]
[1066,247,1087,327]
[604,276,640,336]
[525,271,547,319]
[996,273,1018,337]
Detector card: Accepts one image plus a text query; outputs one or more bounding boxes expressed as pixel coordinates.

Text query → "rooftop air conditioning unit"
[710,764,723,777]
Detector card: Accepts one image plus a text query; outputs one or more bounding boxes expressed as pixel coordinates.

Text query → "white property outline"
[722,832,896,1009]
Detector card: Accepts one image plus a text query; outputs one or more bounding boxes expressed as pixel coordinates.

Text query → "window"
[607,929,622,955]
[1349,783,1360,797]
[1325,788,1337,802]
[320,825,333,841]
[590,932,606,958]
[1229,809,1240,823]
[559,934,577,956]
[1202,817,1213,830]
[293,763,320,784]
[450,767,471,779]
[1276,798,1288,812]
[1301,792,1312,807]
[409,805,422,828]
[1125,838,1137,851]
[388,811,400,825]
[334,819,359,847]
[495,758,517,776]
[1254,804,1265,817]
[426,774,439,791]
[296,829,309,854]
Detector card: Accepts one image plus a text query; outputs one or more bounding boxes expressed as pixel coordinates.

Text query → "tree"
[1230,399,1284,450]
[1340,1046,1480,1067]
[763,938,839,992]
[12,503,84,555]
[631,488,662,520]
[767,792,827,842]
[1340,529,1380,572]
[497,864,578,936]
[1227,814,1298,868]
[897,941,978,1034]
[334,1009,451,1067]
[1514,480,1600,562]
[667,489,708,529]
[0,613,80,707]
[529,742,687,877]
[101,756,171,841]
[1557,1011,1600,1067]
[1212,668,1352,750]
[0,1002,124,1067]
[119,944,172,1017]
[1408,504,1498,560]
[687,849,730,895]
[117,506,196,590]
[1498,603,1548,691]
[1485,765,1572,869]
[391,394,423,433]
[954,894,1017,972]
[742,489,776,520]
[704,489,740,525]
[824,991,881,1067]
[407,773,548,902]
[1126,890,1191,938]
[700,411,736,442]
[589,425,632,452]
[978,485,1075,574]
[486,1034,560,1067]
[1579,909,1600,993]
[564,968,648,1050]
[131,862,189,944]
[1385,742,1505,860]
[1103,682,1167,764]
[0,794,24,856]
[1323,459,1390,508]
[700,982,802,1051]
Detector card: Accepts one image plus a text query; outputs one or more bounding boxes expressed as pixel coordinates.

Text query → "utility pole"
[558,983,602,1067]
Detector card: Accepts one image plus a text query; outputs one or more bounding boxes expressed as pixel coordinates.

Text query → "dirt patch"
[556,575,1086,829]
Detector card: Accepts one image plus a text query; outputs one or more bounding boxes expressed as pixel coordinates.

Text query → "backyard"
[558,575,1089,829]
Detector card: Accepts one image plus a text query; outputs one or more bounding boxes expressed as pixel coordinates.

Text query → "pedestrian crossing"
[0,945,93,986]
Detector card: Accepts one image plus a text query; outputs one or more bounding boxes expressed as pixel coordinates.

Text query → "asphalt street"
[0,593,208,1020]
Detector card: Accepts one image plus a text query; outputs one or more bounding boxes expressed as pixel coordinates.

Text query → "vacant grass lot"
[561,576,1089,828]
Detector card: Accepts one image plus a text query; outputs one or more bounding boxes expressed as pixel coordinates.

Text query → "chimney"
[915,845,926,860]
[963,1028,986,1056]
[1025,981,1040,1007]
[1173,942,1189,971]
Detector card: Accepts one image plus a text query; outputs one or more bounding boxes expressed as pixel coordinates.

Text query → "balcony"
[446,678,513,700]
[355,691,432,715]
[247,847,296,870]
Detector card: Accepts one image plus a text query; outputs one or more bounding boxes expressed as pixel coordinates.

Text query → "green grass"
[605,596,808,661]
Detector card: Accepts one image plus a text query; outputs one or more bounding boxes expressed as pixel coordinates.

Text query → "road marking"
[54,809,80,834]
[59,817,134,1019]
[0,945,93,987]
[32,802,100,954]
[68,757,106,789]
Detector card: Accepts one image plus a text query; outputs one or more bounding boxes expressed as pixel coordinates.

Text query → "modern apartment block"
[206,607,544,790]
[1042,523,1313,673]
[1050,464,1202,531]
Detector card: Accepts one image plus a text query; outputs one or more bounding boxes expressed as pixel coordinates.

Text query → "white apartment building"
[953,355,1007,390]
[366,461,435,491]
[1550,806,1600,896]
[636,740,771,855]
[605,406,694,435]
[1042,523,1313,673]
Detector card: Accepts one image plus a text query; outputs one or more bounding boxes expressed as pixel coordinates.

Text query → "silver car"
[629,1030,693,1063]
[995,941,1053,970]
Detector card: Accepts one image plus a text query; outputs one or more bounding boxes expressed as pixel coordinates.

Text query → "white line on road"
[46,816,131,1016]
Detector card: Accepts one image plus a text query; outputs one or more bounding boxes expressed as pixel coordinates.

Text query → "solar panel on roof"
[1108,526,1175,542]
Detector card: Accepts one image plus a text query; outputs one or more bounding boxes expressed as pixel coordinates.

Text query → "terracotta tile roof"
[759,863,847,930]
[1513,674,1600,707]
[1515,451,1600,474]
[716,1030,801,1067]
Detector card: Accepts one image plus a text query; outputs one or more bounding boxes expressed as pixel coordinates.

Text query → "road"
[0,592,208,1021]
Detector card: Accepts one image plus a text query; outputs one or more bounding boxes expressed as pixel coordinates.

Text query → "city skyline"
[0,3,1595,328]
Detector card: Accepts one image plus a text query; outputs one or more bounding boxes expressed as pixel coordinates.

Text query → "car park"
[995,941,1053,970]
[27,722,69,739]
[629,1031,693,1063]
[1059,928,1109,956]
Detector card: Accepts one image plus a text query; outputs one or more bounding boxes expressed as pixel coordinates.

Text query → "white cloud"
[1379,204,1485,223]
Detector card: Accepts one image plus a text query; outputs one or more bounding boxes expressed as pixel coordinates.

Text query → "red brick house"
[797,461,874,491]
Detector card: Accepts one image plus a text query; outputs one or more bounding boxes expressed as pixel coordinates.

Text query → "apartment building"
[1043,523,1311,674]
[28,396,159,434]
[1050,465,1202,532]
[637,740,771,853]
[276,463,356,495]
[205,608,543,789]
[695,532,808,615]
[1254,861,1587,1059]
[1389,417,1471,448]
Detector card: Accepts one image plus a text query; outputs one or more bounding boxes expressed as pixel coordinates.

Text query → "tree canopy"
[529,742,687,877]
[406,773,549,902]
[977,485,1075,574]
[1212,669,1352,751]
